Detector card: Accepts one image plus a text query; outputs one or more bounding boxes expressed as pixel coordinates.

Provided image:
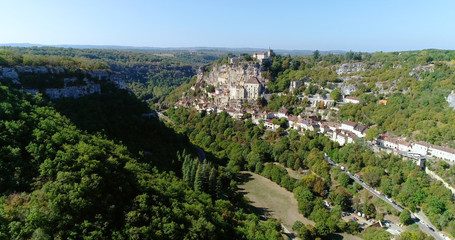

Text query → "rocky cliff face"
[199,63,266,88]
[408,64,435,80]
[336,63,366,75]
[0,66,126,99]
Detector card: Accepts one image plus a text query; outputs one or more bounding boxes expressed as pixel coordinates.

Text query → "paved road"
[156,111,206,162]
[323,153,447,240]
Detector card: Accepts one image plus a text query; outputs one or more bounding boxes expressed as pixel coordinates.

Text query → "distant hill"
[0,43,345,56]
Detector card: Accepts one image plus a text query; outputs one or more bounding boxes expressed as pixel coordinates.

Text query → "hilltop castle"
[252,48,272,63]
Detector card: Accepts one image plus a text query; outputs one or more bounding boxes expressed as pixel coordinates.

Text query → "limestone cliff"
[0,66,126,99]
[200,63,266,88]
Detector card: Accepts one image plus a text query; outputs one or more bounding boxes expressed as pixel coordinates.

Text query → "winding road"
[324,153,448,240]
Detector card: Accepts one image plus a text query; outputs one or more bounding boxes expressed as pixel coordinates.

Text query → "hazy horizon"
[1,42,452,54]
[1,0,454,52]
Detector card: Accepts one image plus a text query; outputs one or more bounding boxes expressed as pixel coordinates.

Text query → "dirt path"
[238,171,362,240]
[426,168,455,195]
[272,162,304,179]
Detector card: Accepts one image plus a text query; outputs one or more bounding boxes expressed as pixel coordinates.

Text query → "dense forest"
[0,47,221,105]
[230,49,455,147]
[166,107,437,239]
[0,82,287,239]
[3,46,455,239]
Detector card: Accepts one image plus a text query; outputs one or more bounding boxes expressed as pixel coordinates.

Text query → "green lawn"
[238,171,362,240]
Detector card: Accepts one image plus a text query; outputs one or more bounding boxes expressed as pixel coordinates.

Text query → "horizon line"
[0,42,453,54]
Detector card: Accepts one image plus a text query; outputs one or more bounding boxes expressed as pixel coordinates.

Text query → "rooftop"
[246,76,261,85]
[342,120,357,127]
[345,96,360,100]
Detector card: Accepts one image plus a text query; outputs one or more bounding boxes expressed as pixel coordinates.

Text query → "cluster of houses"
[176,52,455,164]
[176,96,455,163]
[377,134,455,162]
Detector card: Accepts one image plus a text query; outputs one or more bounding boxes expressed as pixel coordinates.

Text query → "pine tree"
[208,167,217,196]
[189,159,199,186]
[182,154,192,184]
[216,178,223,199]
[194,164,204,192]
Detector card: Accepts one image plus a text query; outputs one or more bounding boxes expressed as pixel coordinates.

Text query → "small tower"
[267,47,272,57]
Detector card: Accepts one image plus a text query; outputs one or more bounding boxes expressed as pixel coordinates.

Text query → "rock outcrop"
[447,91,455,110]
[45,77,101,99]
[0,66,125,99]
[202,63,265,88]
[336,63,366,75]
[408,64,435,80]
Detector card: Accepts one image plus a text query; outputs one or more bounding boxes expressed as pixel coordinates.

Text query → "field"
[238,171,362,240]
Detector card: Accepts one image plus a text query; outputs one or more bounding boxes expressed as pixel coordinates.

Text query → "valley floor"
[238,171,362,240]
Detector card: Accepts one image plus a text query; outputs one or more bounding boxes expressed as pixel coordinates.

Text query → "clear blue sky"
[1,0,454,52]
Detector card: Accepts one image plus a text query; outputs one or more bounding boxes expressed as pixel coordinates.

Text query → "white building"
[429,145,455,162]
[353,123,368,138]
[412,141,455,162]
[275,108,289,119]
[340,121,367,138]
[263,120,280,130]
[252,48,272,63]
[344,96,360,104]
[333,129,357,146]
[229,85,245,100]
[411,141,430,155]
[378,134,412,152]
[341,121,357,132]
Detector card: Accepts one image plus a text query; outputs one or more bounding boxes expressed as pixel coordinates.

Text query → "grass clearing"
[238,171,362,240]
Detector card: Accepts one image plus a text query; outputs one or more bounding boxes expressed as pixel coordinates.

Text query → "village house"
[341,121,357,132]
[275,107,289,119]
[428,144,455,162]
[377,134,412,152]
[298,118,320,132]
[353,123,368,138]
[262,119,280,130]
[287,115,299,130]
[261,110,275,120]
[340,121,367,138]
[344,96,360,104]
[326,122,341,132]
[229,85,245,100]
[333,129,358,146]
[411,141,431,156]
[412,141,455,162]
[379,99,388,105]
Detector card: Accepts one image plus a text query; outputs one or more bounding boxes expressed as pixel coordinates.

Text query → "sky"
[1,0,454,52]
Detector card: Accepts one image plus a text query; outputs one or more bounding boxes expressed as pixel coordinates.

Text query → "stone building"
[229,85,245,100]
[289,80,303,92]
[245,76,262,100]
[252,48,272,63]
